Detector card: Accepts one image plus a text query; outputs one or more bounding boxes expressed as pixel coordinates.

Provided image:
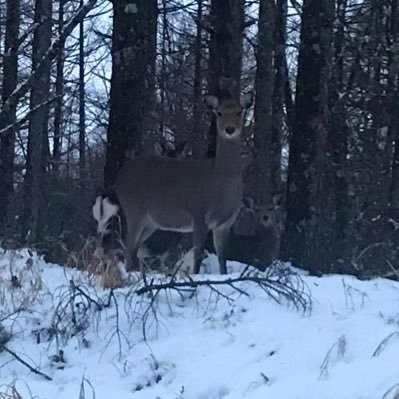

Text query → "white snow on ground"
[0,248,399,399]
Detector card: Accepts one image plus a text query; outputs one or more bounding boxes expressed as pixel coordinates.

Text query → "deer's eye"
[217,112,222,117]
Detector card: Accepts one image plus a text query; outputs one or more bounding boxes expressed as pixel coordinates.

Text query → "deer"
[93,93,253,274]
[216,200,283,271]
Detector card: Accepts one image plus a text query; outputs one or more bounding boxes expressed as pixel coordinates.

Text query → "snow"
[0,248,399,399]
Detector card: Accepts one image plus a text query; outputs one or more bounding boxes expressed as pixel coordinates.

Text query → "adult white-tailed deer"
[93,93,253,274]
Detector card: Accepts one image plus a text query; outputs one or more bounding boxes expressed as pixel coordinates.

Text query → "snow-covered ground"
[0,248,398,399]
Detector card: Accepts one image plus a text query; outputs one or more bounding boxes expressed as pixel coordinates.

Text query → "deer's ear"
[240,92,254,109]
[204,94,219,110]
[242,196,255,209]
[272,192,284,208]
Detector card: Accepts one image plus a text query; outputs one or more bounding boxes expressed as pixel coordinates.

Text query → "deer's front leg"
[193,219,208,274]
[212,223,232,274]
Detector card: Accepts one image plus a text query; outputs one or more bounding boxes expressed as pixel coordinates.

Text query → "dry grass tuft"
[0,381,37,399]
[78,375,96,399]
[66,237,97,269]
[87,251,125,289]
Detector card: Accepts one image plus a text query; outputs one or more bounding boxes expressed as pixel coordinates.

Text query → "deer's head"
[205,93,253,140]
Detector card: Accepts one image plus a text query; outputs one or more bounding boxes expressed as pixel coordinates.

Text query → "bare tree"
[79,0,86,183]
[0,0,20,232]
[104,0,158,187]
[271,0,288,195]
[52,0,65,173]
[22,0,53,243]
[191,0,205,157]
[254,0,275,207]
[282,0,334,273]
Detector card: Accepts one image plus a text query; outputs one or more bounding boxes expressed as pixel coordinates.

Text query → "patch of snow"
[0,249,398,399]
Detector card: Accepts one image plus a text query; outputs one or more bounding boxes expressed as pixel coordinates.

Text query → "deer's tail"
[92,188,120,256]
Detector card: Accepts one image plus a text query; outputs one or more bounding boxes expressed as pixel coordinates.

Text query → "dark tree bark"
[207,0,245,156]
[271,0,287,195]
[79,0,86,183]
[191,0,205,158]
[387,0,399,206]
[284,56,295,136]
[23,0,52,243]
[104,0,158,187]
[351,0,398,271]
[254,0,275,207]
[159,0,167,138]
[281,0,334,273]
[52,0,65,173]
[0,0,20,232]
[327,0,351,265]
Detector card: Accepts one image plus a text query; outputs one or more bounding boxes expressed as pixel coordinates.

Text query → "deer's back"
[116,155,242,228]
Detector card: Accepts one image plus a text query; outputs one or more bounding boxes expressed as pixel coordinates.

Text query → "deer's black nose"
[225,126,235,135]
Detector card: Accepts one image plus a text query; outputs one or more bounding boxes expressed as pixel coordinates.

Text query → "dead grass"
[87,252,125,289]
[0,381,37,399]
[0,251,44,314]
[78,375,96,399]
[66,237,97,270]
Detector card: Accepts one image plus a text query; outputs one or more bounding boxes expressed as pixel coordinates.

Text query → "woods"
[0,0,398,277]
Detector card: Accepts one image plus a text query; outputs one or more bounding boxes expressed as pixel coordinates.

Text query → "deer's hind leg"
[125,217,156,272]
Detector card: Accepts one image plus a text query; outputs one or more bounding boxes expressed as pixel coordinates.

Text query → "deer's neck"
[214,135,242,178]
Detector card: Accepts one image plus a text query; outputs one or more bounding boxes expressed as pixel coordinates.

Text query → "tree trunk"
[191,0,205,158]
[327,0,351,266]
[207,0,245,157]
[53,0,65,173]
[254,0,275,207]
[281,0,334,273]
[79,0,86,183]
[104,0,158,187]
[0,0,20,232]
[389,0,399,205]
[271,0,287,195]
[23,0,52,243]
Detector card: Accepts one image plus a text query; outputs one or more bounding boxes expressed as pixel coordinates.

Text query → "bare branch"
[3,346,52,381]
[0,96,60,136]
[0,0,99,128]
[136,265,311,313]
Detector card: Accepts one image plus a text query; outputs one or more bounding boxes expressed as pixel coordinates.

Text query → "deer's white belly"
[148,212,193,233]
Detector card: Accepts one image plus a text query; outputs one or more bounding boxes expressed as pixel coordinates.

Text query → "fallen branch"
[3,346,52,381]
[69,280,104,311]
[136,264,311,312]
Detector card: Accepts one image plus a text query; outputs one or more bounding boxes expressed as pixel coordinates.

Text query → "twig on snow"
[3,346,52,381]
